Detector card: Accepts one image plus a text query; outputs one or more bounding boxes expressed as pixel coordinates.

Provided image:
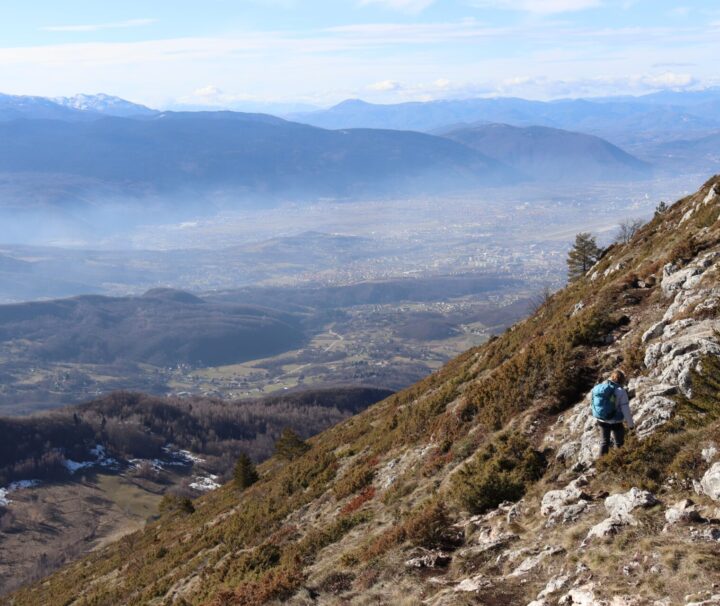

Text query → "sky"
[0,0,718,110]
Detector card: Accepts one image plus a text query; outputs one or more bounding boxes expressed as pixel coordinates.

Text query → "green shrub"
[158,494,195,516]
[275,428,311,460]
[334,459,376,500]
[450,432,546,514]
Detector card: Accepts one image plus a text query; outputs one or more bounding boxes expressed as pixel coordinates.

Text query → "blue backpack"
[591,381,620,421]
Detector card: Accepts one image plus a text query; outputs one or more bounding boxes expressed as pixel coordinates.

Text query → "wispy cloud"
[367,79,403,91]
[468,0,602,14]
[41,19,156,33]
[358,0,436,14]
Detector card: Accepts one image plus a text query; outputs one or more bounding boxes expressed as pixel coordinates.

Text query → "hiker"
[591,369,635,456]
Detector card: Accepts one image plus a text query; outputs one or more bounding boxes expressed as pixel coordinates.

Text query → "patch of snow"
[0,479,41,506]
[64,459,94,474]
[162,447,205,464]
[189,474,220,492]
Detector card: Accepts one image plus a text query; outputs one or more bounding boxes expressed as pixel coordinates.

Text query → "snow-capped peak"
[53,93,157,117]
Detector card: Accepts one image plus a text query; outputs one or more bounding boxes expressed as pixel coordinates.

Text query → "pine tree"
[233,452,259,490]
[274,428,310,460]
[567,232,601,282]
[655,201,668,216]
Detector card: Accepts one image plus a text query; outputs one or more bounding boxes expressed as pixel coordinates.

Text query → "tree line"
[0,387,391,487]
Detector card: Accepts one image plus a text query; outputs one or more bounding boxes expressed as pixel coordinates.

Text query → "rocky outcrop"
[541,476,591,521]
[664,499,704,526]
[585,489,658,540]
[605,488,658,517]
[548,273,720,469]
[509,545,565,576]
[405,549,452,569]
[700,463,720,501]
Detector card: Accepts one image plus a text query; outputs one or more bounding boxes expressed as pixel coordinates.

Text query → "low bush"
[334,458,376,500]
[158,494,195,516]
[450,432,546,514]
[340,486,376,515]
[211,566,305,606]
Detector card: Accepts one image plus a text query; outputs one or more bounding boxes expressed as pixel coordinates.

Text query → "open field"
[0,470,169,595]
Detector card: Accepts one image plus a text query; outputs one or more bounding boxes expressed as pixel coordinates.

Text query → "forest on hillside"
[0,387,391,487]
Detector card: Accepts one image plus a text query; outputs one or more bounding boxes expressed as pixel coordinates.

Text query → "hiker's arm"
[618,389,635,429]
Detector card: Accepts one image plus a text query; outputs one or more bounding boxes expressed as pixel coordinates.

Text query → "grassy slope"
[10,176,720,606]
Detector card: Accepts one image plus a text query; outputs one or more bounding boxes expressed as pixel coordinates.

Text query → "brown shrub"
[210,566,304,606]
[340,486,376,515]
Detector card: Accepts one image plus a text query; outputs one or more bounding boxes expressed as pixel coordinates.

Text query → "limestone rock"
[700,463,720,501]
[559,584,604,605]
[510,545,565,576]
[586,515,633,540]
[454,574,491,593]
[689,527,720,542]
[702,444,718,464]
[664,499,703,525]
[541,476,590,517]
[642,320,667,343]
[605,488,659,518]
[548,500,590,525]
[405,550,452,569]
[538,574,570,599]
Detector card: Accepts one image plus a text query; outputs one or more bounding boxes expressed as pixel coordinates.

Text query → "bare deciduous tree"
[615,218,645,245]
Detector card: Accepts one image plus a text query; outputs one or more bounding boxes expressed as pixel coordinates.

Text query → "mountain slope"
[0,288,305,366]
[0,93,91,122]
[442,123,650,181]
[10,177,720,605]
[0,113,514,200]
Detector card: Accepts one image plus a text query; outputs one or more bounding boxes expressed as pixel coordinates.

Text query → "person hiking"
[591,369,635,456]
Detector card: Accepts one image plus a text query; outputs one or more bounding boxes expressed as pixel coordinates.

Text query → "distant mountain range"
[0,111,515,200]
[290,90,720,146]
[441,123,651,181]
[0,89,718,205]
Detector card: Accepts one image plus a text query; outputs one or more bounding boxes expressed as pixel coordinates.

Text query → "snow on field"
[189,475,221,492]
[64,444,120,474]
[0,480,41,506]
[163,447,205,464]
[129,446,206,472]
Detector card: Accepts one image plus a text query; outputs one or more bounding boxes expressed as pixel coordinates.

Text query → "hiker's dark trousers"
[597,421,625,456]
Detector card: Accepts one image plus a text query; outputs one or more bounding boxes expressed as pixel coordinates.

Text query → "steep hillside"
[10,177,720,605]
[442,124,650,181]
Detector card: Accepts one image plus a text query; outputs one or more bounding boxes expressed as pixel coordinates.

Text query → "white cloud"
[194,85,225,99]
[368,79,403,91]
[41,19,156,33]
[359,0,436,13]
[468,0,602,14]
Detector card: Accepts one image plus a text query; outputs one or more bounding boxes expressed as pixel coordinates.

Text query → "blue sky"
[0,0,718,109]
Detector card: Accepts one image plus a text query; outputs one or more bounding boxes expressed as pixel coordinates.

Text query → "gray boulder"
[700,463,720,501]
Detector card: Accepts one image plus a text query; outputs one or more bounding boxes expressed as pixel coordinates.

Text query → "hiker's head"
[610,369,626,385]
